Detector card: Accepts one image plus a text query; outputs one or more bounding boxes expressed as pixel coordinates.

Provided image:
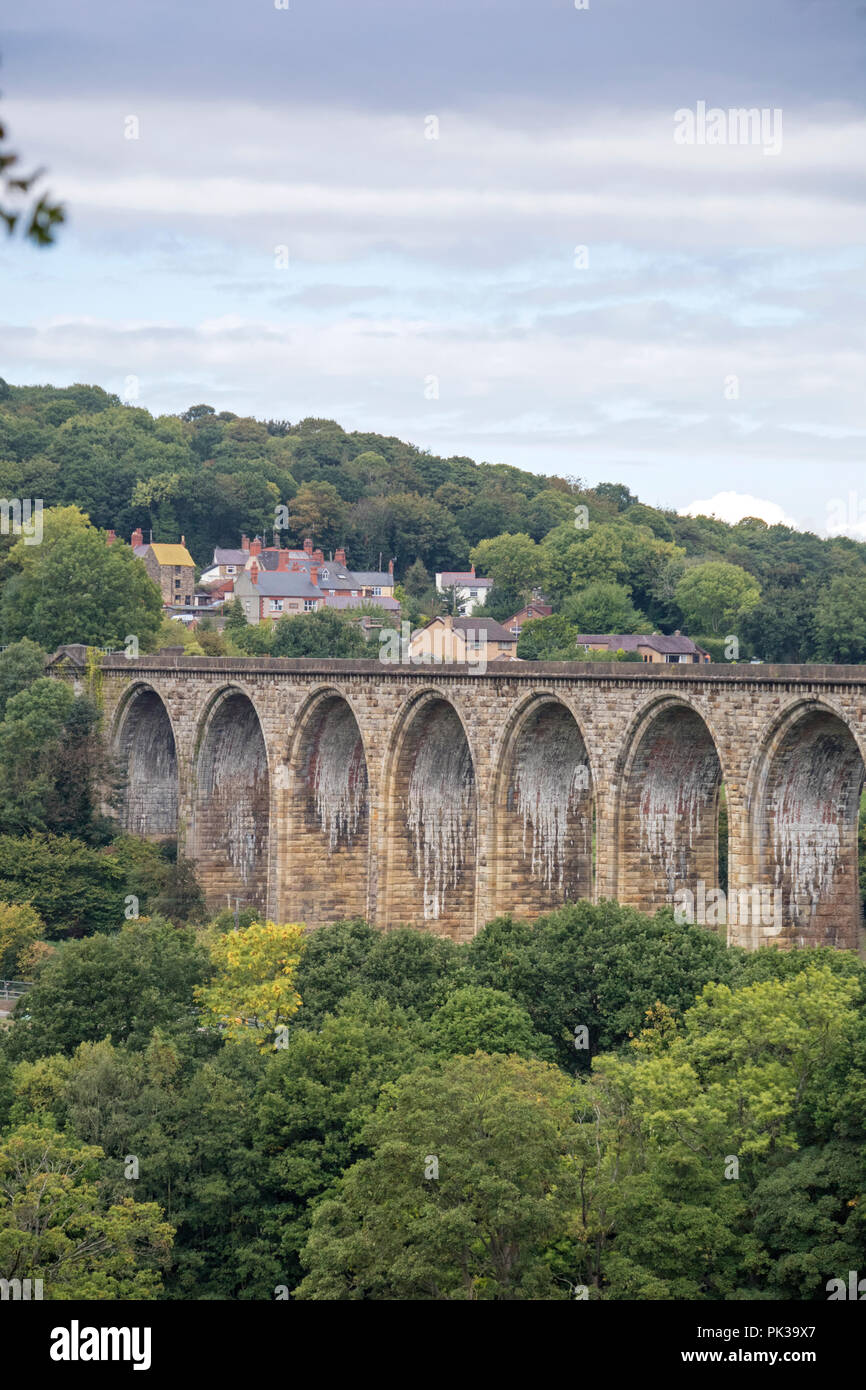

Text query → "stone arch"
[491,693,594,917]
[113,683,178,838]
[747,698,865,950]
[192,687,270,913]
[285,689,370,926]
[615,696,724,914]
[383,690,477,941]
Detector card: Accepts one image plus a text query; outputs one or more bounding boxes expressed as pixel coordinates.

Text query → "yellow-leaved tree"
[195,919,305,1045]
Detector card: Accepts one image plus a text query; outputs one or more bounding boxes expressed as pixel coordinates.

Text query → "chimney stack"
[250,537,263,557]
[303,537,313,556]
[309,565,319,587]
[106,529,116,545]
[250,568,258,586]
[180,535,185,546]
[131,526,143,549]
[241,534,250,552]
[335,547,346,566]
[277,548,291,571]
[388,558,394,578]
[470,564,475,577]
[313,548,324,562]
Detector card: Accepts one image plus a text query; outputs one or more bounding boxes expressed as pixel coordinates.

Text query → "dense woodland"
[1,384,865,1300]
[2,380,866,661]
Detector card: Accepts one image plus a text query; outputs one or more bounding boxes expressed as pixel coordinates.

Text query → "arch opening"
[387,698,476,940]
[194,692,270,913]
[116,687,178,839]
[494,700,594,917]
[618,703,723,918]
[289,695,369,926]
[757,707,864,950]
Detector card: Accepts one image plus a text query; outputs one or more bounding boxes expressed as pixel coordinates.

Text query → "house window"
[269,599,284,612]
[329,589,335,596]
[351,590,358,597]
[373,586,382,596]
[303,599,316,612]
[226,565,236,575]
[174,578,181,588]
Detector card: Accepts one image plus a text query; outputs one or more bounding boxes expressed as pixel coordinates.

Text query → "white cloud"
[678,492,798,527]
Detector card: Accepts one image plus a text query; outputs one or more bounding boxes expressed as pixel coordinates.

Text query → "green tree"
[0,901,44,977]
[0,638,45,715]
[0,833,127,937]
[0,680,107,838]
[296,1052,581,1300]
[428,985,554,1061]
[812,575,866,663]
[516,613,575,660]
[0,1121,173,1297]
[0,507,163,650]
[675,561,761,636]
[4,917,212,1060]
[562,580,646,633]
[469,532,544,595]
[465,902,738,1073]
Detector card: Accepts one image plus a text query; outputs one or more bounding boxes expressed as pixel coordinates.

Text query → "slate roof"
[325,595,400,611]
[438,572,493,586]
[431,616,516,642]
[352,571,393,586]
[252,573,322,598]
[575,633,706,655]
[212,547,249,566]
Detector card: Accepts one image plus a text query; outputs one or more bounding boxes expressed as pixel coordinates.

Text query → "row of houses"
[119,528,708,662]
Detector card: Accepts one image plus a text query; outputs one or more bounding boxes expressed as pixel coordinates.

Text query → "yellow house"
[131,527,196,606]
[409,615,519,663]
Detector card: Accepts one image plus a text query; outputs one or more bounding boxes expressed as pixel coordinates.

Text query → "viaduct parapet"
[78,654,866,950]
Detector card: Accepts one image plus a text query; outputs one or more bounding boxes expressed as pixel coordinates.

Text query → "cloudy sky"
[2,0,865,533]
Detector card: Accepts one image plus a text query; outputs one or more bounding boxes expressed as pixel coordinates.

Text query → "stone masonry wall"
[98,656,866,952]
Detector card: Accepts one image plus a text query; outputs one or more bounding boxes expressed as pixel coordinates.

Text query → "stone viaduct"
[86,653,866,952]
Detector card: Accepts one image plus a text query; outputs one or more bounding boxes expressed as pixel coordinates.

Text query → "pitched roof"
[352,571,393,586]
[253,572,322,598]
[315,563,358,587]
[212,547,249,566]
[438,572,493,586]
[146,543,195,567]
[575,633,706,655]
[325,595,400,611]
[429,616,516,642]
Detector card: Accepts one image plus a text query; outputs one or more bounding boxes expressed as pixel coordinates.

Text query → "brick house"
[505,601,553,637]
[131,528,195,606]
[233,565,324,624]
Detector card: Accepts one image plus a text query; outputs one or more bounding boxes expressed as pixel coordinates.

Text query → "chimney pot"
[313,548,324,562]
[131,526,143,548]
[250,538,262,557]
